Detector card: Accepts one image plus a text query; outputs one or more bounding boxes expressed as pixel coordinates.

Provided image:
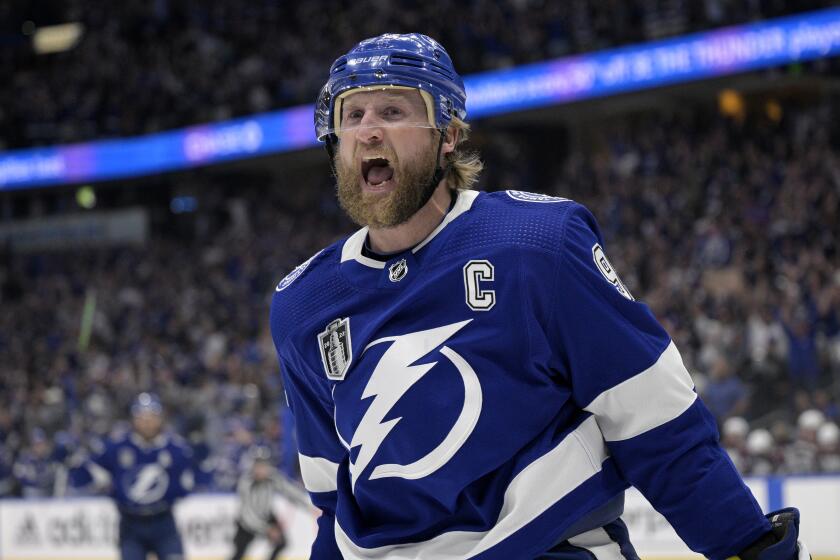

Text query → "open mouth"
[361,157,395,187]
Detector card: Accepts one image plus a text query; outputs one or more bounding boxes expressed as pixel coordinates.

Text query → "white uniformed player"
[270,33,810,560]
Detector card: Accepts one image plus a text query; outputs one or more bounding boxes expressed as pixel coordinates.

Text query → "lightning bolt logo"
[126,464,169,504]
[347,319,482,492]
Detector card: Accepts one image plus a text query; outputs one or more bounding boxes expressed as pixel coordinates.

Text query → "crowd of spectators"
[0,175,346,497]
[1,0,835,149]
[2,93,840,497]
[537,98,840,475]
[2,0,840,494]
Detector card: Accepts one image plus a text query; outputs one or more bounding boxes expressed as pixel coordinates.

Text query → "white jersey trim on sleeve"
[299,453,340,494]
[88,461,113,488]
[567,527,624,560]
[335,415,609,559]
[584,341,696,442]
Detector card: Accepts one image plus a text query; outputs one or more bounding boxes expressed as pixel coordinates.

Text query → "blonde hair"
[444,118,483,191]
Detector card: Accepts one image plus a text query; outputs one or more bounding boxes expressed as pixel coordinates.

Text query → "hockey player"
[270,33,810,559]
[72,393,194,560]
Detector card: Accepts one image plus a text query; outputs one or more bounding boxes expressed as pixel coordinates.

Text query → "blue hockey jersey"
[270,190,770,559]
[76,432,195,516]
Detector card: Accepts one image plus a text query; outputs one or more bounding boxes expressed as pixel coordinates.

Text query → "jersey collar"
[130,432,167,450]
[340,189,479,269]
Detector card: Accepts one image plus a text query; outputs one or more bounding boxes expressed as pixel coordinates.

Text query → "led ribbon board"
[2,7,840,190]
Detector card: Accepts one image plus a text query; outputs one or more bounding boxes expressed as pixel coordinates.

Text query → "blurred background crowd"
[0,0,834,149]
[2,0,840,499]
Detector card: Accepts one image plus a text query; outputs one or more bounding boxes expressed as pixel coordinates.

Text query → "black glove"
[734,508,810,560]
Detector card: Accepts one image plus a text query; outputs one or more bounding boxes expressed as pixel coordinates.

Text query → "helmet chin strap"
[416,128,448,211]
[325,134,338,178]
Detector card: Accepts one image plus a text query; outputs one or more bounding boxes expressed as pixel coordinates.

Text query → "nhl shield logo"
[389,259,408,282]
[318,318,352,380]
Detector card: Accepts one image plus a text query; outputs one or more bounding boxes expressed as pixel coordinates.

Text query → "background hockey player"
[71,392,194,560]
[270,33,810,559]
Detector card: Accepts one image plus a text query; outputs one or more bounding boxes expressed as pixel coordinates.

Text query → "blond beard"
[335,140,439,229]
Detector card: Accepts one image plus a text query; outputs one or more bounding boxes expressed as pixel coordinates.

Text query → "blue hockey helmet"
[131,392,163,416]
[315,33,467,142]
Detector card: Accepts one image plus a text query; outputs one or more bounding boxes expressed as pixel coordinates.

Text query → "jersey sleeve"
[169,441,195,499]
[271,307,346,559]
[549,204,770,560]
[68,437,114,491]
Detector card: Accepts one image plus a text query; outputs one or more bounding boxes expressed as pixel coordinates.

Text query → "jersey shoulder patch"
[591,242,634,300]
[504,190,571,204]
[275,248,326,292]
[270,242,354,347]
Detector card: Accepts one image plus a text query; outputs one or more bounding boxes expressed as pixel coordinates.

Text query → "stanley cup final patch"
[318,317,353,380]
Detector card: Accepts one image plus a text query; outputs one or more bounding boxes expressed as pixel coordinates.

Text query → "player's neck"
[367,183,452,254]
[132,431,163,447]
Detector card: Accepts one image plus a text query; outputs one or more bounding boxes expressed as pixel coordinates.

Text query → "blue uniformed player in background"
[72,393,194,560]
[271,33,811,559]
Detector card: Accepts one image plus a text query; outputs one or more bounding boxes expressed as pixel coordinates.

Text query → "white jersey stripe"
[340,191,480,270]
[584,341,696,442]
[340,228,386,269]
[568,527,625,560]
[299,453,340,494]
[335,415,609,560]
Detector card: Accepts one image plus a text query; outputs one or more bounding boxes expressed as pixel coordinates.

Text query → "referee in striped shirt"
[229,446,306,560]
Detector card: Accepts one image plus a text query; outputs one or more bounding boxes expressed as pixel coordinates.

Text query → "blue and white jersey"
[81,432,195,516]
[270,190,770,560]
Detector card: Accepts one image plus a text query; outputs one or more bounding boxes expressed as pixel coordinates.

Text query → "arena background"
[2,1,840,559]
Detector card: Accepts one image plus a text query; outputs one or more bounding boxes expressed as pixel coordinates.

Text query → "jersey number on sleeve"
[592,244,634,300]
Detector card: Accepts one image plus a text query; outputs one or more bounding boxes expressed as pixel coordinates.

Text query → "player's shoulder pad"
[469,189,592,254]
[273,244,337,295]
[167,432,191,451]
[111,433,132,448]
[88,436,107,456]
[271,241,347,346]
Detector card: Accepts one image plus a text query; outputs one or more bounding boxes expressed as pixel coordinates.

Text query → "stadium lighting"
[4,7,840,190]
[32,23,84,55]
[718,89,745,120]
[76,185,96,209]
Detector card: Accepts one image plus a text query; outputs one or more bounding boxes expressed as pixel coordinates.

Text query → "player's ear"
[441,125,459,156]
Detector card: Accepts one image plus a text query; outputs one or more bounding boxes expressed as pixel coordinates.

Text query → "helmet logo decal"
[348,55,388,66]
